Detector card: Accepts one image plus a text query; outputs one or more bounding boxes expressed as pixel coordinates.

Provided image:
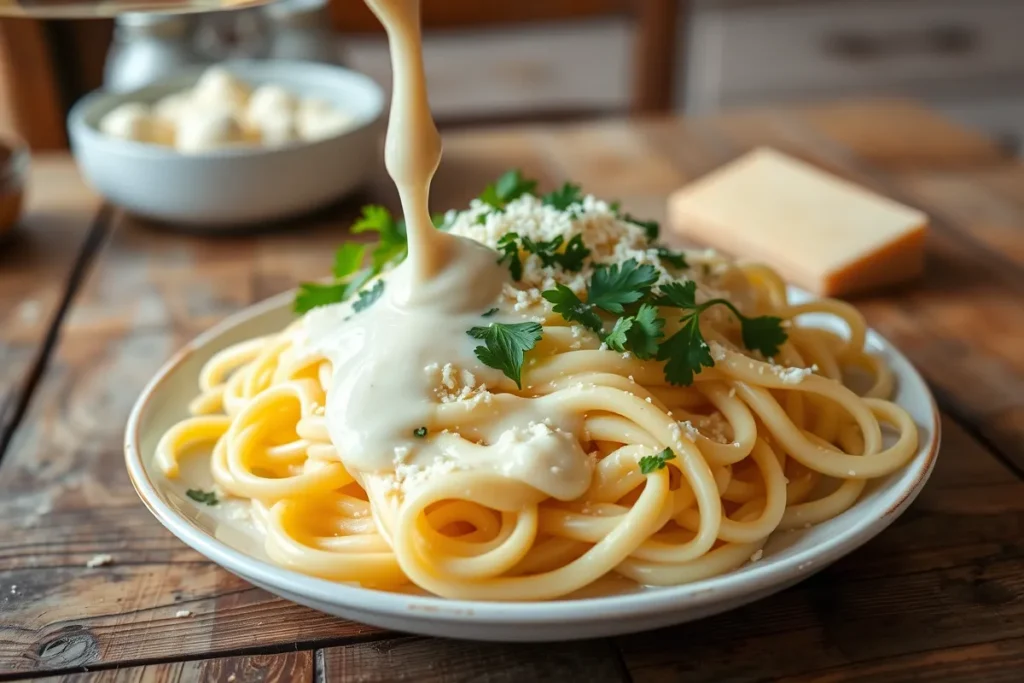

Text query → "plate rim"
[124,288,941,624]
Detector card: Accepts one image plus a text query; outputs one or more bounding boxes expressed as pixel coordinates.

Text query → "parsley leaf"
[496,232,523,280]
[588,259,660,314]
[657,313,714,386]
[519,233,590,272]
[603,305,664,358]
[736,313,787,358]
[622,213,660,242]
[542,284,603,333]
[656,247,688,270]
[653,280,698,309]
[480,169,537,210]
[186,488,219,506]
[467,322,543,389]
[295,283,346,314]
[603,316,634,352]
[626,304,664,359]
[413,426,427,438]
[332,243,366,279]
[542,182,583,211]
[352,279,385,313]
[521,235,564,267]
[639,448,676,474]
[482,307,499,317]
[556,234,590,271]
[352,205,408,271]
[352,204,405,242]
[655,281,787,358]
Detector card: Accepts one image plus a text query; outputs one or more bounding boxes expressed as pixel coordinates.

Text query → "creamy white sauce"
[302,0,594,502]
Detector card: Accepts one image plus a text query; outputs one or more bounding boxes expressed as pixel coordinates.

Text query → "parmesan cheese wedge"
[668,147,928,297]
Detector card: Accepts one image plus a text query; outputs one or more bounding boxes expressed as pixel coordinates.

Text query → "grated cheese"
[774,364,817,384]
[446,194,695,315]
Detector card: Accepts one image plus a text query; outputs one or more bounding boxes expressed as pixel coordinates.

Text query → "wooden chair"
[0,0,684,151]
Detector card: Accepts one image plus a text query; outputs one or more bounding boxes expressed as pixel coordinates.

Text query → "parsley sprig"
[294,205,444,314]
[603,304,664,359]
[541,260,787,386]
[496,233,523,280]
[654,280,786,385]
[639,448,676,474]
[496,232,592,280]
[466,322,543,389]
[541,259,660,334]
[542,182,583,211]
[479,169,537,214]
[186,488,219,506]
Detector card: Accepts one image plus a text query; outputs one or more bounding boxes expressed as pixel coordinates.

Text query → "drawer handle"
[822,25,978,61]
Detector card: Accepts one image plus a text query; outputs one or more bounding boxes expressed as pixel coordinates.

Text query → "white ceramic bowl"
[125,288,940,641]
[68,61,384,227]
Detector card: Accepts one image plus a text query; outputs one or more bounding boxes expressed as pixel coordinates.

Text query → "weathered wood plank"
[319,637,628,683]
[0,157,101,451]
[38,650,313,682]
[0,217,382,676]
[618,415,1024,683]
[776,637,1024,683]
[795,99,1009,170]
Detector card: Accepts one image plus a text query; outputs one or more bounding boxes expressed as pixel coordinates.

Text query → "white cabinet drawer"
[686,0,1024,109]
[343,19,631,119]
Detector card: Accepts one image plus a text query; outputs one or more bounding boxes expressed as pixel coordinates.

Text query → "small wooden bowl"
[0,140,29,239]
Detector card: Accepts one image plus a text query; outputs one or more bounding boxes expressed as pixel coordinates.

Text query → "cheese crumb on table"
[667,147,928,297]
[175,609,192,618]
[85,554,113,568]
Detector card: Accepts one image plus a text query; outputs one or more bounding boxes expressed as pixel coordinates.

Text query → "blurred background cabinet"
[681,0,1024,155]
[1,0,1022,154]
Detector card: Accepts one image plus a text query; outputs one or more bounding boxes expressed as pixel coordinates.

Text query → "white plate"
[124,288,940,641]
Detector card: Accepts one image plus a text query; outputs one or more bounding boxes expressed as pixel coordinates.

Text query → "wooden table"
[1,100,1023,682]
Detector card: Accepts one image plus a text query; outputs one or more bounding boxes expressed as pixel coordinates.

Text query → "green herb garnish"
[622,214,660,242]
[480,169,537,211]
[639,448,676,474]
[352,280,385,313]
[656,247,688,270]
[587,259,660,314]
[557,234,590,271]
[413,426,427,438]
[295,206,449,313]
[352,205,408,272]
[496,232,523,280]
[652,280,786,384]
[542,182,583,211]
[655,281,786,358]
[542,284,603,333]
[466,322,543,389]
[186,489,219,506]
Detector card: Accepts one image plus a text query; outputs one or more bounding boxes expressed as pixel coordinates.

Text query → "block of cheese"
[668,147,928,297]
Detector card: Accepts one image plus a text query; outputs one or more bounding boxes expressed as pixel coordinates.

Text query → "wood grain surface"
[37,651,312,682]
[0,100,1022,682]
[0,158,101,455]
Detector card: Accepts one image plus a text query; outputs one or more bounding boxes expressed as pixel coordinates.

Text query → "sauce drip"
[302,0,593,502]
[364,0,451,295]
